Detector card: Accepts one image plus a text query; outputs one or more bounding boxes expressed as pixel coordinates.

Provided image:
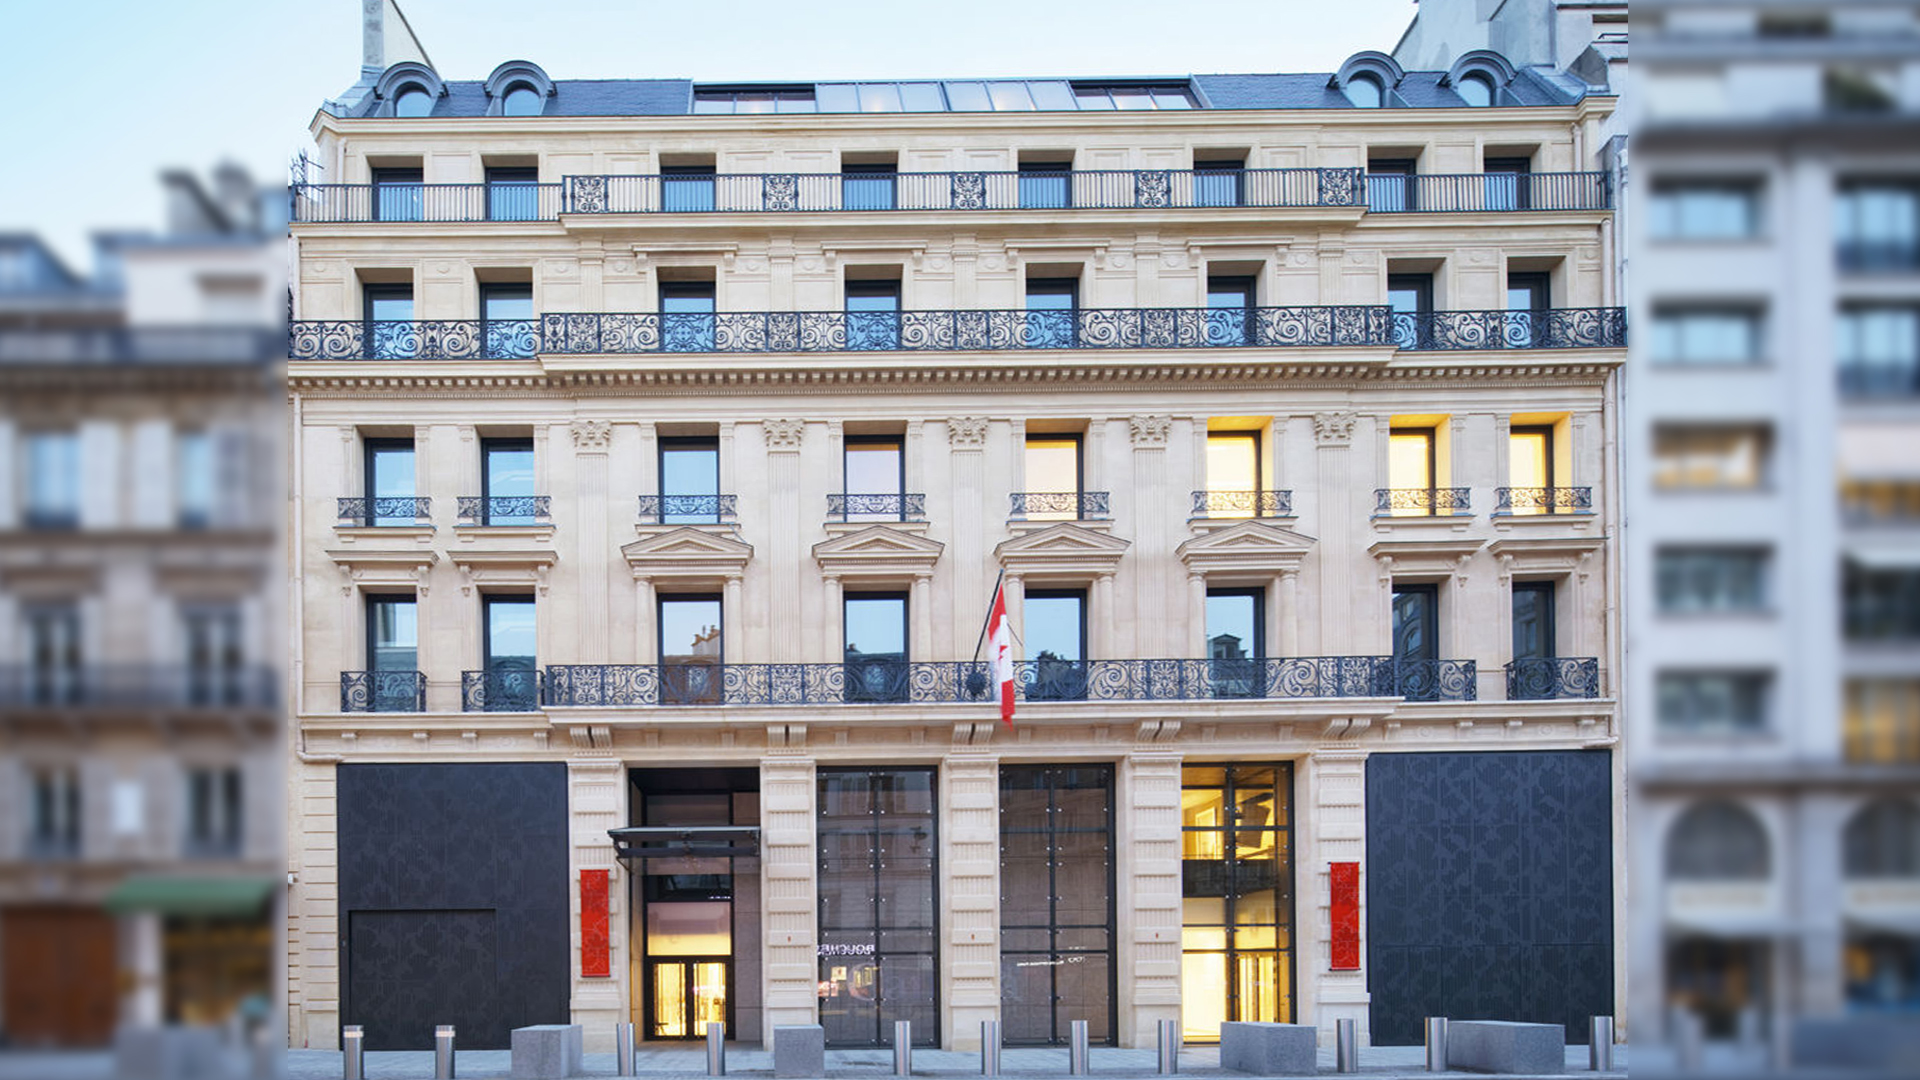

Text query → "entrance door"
[1,906,118,1047]
[648,959,728,1039]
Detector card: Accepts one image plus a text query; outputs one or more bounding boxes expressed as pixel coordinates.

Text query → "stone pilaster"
[942,752,1000,1049]
[1309,750,1368,1044]
[759,756,818,1043]
[569,758,625,1050]
[1119,749,1182,1047]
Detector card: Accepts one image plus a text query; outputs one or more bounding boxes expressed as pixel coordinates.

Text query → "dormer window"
[502,85,543,116]
[395,86,434,118]
[1344,75,1383,109]
[1458,73,1494,107]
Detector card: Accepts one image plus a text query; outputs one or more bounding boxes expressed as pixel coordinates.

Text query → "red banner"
[581,869,610,977]
[1329,862,1360,971]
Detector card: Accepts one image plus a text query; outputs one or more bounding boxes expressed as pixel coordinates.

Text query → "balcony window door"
[1206,589,1265,698]
[370,167,423,222]
[843,593,908,703]
[29,766,80,858]
[662,165,718,213]
[842,163,897,211]
[1195,157,1245,208]
[24,430,80,530]
[661,281,717,352]
[1205,431,1262,517]
[1025,278,1078,349]
[1484,156,1532,211]
[1024,590,1087,701]
[363,283,415,359]
[1207,276,1256,347]
[365,596,419,711]
[26,604,81,706]
[1507,272,1550,347]
[483,595,537,710]
[1367,158,1415,212]
[660,596,723,705]
[842,436,905,522]
[363,438,416,525]
[845,280,902,351]
[183,606,245,706]
[185,767,243,858]
[480,283,534,359]
[1512,582,1556,662]
[1508,425,1555,514]
[176,429,215,530]
[660,437,721,524]
[1387,428,1437,517]
[1388,274,1433,350]
[480,437,535,525]
[1391,584,1439,701]
[1024,435,1083,520]
[484,166,539,222]
[1019,161,1072,209]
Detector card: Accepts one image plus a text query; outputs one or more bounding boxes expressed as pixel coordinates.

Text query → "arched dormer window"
[395,87,434,118]
[484,61,556,117]
[1345,74,1383,109]
[1331,51,1405,109]
[373,62,446,119]
[1457,73,1494,107]
[1444,50,1520,107]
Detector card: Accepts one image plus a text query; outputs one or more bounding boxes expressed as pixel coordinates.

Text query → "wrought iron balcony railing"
[1494,487,1594,515]
[827,494,927,522]
[338,497,432,527]
[340,670,428,713]
[1505,657,1600,700]
[290,320,539,360]
[0,327,282,365]
[1374,488,1472,516]
[1010,492,1111,520]
[0,665,279,709]
[290,182,565,223]
[1838,240,1920,273]
[1392,309,1627,350]
[1840,364,1920,397]
[1191,490,1293,518]
[462,668,542,712]
[457,495,552,526]
[1363,172,1612,213]
[1386,659,1479,703]
[639,494,739,525]
[559,167,1367,214]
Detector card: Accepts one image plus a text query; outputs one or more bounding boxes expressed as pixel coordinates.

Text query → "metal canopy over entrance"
[608,826,761,862]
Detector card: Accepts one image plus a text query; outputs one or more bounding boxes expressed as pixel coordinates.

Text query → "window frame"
[361,436,416,525]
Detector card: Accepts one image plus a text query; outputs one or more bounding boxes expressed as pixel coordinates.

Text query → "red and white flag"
[988,581,1015,724]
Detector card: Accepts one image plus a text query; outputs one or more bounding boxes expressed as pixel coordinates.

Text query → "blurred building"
[285,34,1625,1056]
[0,168,283,1052]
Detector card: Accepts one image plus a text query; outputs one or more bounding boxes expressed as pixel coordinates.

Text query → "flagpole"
[971,567,1007,663]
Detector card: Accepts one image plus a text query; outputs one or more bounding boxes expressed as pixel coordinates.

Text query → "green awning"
[103,876,277,918]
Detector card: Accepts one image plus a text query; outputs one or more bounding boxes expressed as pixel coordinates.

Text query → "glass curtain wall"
[1180,763,1294,1041]
[999,765,1116,1045]
[817,768,938,1047]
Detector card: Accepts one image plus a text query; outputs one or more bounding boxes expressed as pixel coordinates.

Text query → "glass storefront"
[1181,763,1294,1042]
[817,768,939,1047]
[1000,765,1116,1045]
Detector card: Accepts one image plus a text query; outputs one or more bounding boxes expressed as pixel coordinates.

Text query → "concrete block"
[511,1023,584,1079]
[1793,1016,1920,1073]
[1219,1021,1316,1075]
[774,1024,827,1078]
[1447,1020,1566,1075]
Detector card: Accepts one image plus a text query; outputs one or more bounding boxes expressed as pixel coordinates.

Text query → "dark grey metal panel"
[1365,751,1613,1045]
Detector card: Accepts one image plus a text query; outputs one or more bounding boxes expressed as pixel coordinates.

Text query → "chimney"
[363,0,383,74]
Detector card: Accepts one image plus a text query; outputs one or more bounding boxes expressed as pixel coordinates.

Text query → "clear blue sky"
[0,0,1417,270]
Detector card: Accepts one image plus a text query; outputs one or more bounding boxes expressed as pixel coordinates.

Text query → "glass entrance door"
[649,959,728,1039]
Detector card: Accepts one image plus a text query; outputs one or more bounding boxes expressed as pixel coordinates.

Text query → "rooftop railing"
[1362,172,1612,213]
[291,182,563,223]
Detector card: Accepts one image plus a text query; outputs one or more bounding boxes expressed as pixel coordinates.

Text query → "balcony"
[462,668,541,712]
[457,495,552,526]
[1382,659,1479,703]
[1494,487,1594,515]
[340,670,427,712]
[1010,492,1111,521]
[1505,657,1601,700]
[1392,309,1627,350]
[290,320,538,360]
[338,497,432,527]
[1838,240,1920,273]
[638,495,739,525]
[1839,364,1920,398]
[0,665,279,710]
[0,327,282,365]
[827,494,927,523]
[291,183,564,223]
[1363,172,1612,213]
[1374,488,1472,517]
[1191,490,1294,519]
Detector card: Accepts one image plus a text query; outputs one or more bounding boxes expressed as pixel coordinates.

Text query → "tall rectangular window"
[1506,272,1550,347]
[1511,582,1556,660]
[842,162,897,211]
[1206,276,1256,347]
[1844,562,1920,642]
[662,164,718,213]
[370,166,423,222]
[176,429,215,530]
[1837,304,1920,396]
[1206,588,1264,699]
[1508,424,1555,514]
[845,280,902,351]
[660,281,717,352]
[480,437,535,525]
[1652,308,1763,365]
[659,594,722,704]
[1653,425,1768,490]
[1019,160,1073,209]
[1845,680,1920,763]
[365,595,419,711]
[1194,156,1245,208]
[1656,548,1769,613]
[1180,764,1293,1041]
[1387,273,1433,350]
[24,430,80,529]
[1024,590,1087,701]
[1836,180,1920,269]
[1000,765,1115,1046]
[483,595,537,710]
[362,283,415,359]
[1025,278,1078,349]
[182,605,244,706]
[29,766,80,858]
[363,437,416,525]
[1205,431,1262,517]
[480,283,535,358]
[1658,672,1769,734]
[484,166,540,221]
[185,767,243,858]
[1391,583,1439,701]
[1651,181,1760,239]
[1483,155,1532,211]
[1023,434,1082,520]
[1366,158,1416,212]
[843,593,908,703]
[842,436,905,522]
[659,437,721,524]
[1387,427,1436,516]
[25,604,81,705]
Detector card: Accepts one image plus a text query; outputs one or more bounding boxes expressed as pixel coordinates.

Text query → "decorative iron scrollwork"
[1009,492,1110,519]
[337,496,431,526]
[637,494,739,524]
[1505,657,1599,701]
[1191,490,1293,517]
[1494,487,1593,514]
[457,495,551,524]
[826,493,927,521]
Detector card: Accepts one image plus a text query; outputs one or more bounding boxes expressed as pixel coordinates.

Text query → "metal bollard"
[1589,1016,1614,1072]
[894,1020,913,1076]
[707,1021,726,1076]
[435,1024,457,1079]
[342,1025,365,1080]
[982,1020,1001,1077]
[1336,1018,1359,1074]
[616,1022,636,1077]
[1424,1017,1448,1072]
[1156,1019,1179,1075]
[1069,1019,1090,1076]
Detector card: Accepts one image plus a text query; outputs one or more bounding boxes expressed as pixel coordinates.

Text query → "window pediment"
[623,526,754,580]
[325,548,438,595]
[1177,521,1315,577]
[994,522,1129,578]
[447,547,559,596]
[813,525,944,578]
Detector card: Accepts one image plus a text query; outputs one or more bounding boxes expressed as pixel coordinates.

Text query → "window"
[1071,82,1196,109]
[362,437,416,525]
[176,429,215,529]
[479,437,535,525]
[24,429,80,529]
[185,767,243,858]
[1024,590,1087,701]
[1844,561,1920,641]
[1653,426,1768,490]
[1025,278,1078,349]
[1507,424,1555,512]
[362,283,415,359]
[366,595,419,711]
[480,283,535,358]
[1344,74,1383,108]
[1845,801,1920,879]
[479,595,536,710]
[1836,182,1920,270]
[1845,479,1920,524]
[841,435,905,522]
[182,606,245,706]
[1023,434,1082,520]
[845,280,902,351]
[1179,764,1292,1038]
[660,281,716,352]
[1387,273,1433,349]
[501,84,543,117]
[662,164,718,213]
[1206,589,1264,698]
[659,437,721,524]
[1658,672,1769,734]
[1506,272,1550,347]
[1484,155,1531,210]
[1826,66,1898,113]
[1390,584,1440,700]
[1657,549,1769,613]
[1366,158,1415,212]
[842,162,897,211]
[1386,426,1437,516]
[1206,276,1256,347]
[1846,680,1920,763]
[25,604,80,705]
[1651,181,1760,240]
[659,594,722,704]
[1204,430,1262,516]
[393,87,433,118]
[484,166,539,222]
[1194,157,1245,208]
[1511,582,1556,660]
[1666,802,1769,881]
[692,86,816,113]
[1652,308,1763,365]
[29,766,80,858]
[999,765,1116,1046]
[843,593,907,703]
[1458,73,1494,107]
[370,166,423,222]
[1019,161,1073,209]
[1837,305,1920,396]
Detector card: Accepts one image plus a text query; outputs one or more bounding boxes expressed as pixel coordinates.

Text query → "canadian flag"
[988,581,1015,724]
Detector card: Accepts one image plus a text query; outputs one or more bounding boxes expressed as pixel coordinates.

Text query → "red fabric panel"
[1329,861,1360,971]
[580,869,611,978]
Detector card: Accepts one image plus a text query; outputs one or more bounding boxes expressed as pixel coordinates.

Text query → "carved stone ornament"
[1129,414,1173,448]
[949,417,989,449]
[570,420,613,451]
[1313,412,1358,446]
[763,419,806,449]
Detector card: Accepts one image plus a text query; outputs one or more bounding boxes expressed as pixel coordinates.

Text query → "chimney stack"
[363,0,383,74]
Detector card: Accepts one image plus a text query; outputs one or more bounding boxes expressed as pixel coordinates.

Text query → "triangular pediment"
[622,526,754,578]
[994,523,1130,577]
[1179,521,1316,558]
[813,525,945,577]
